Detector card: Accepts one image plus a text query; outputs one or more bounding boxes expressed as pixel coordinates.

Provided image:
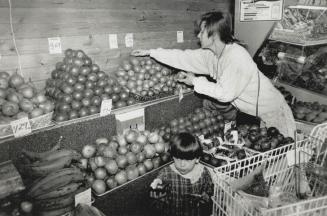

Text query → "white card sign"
[10,117,32,137]
[109,34,118,49]
[178,87,184,102]
[240,0,283,21]
[100,99,112,116]
[75,188,92,206]
[177,31,184,43]
[48,37,62,54]
[125,33,134,48]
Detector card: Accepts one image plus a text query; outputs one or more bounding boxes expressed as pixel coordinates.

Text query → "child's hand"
[150,178,163,189]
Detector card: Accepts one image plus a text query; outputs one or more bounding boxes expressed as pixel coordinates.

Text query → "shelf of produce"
[275,81,327,104]
[0,92,201,164]
[269,38,327,47]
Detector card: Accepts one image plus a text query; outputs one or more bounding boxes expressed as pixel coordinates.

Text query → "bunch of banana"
[27,168,85,216]
[20,137,81,178]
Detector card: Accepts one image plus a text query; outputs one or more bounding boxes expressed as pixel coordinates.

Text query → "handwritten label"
[178,87,184,102]
[125,33,134,48]
[109,34,118,49]
[48,37,62,54]
[10,117,32,138]
[177,31,184,43]
[75,188,92,206]
[100,99,112,116]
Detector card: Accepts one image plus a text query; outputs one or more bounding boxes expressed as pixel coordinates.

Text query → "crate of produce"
[211,124,327,216]
[0,112,54,139]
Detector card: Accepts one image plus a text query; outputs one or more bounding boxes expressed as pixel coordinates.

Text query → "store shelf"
[269,37,327,47]
[275,81,327,104]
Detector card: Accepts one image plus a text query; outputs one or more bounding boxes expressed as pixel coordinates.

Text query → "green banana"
[38,205,73,216]
[40,149,81,162]
[35,193,74,210]
[23,156,72,178]
[34,182,82,200]
[27,168,84,198]
[22,136,62,161]
[73,203,106,216]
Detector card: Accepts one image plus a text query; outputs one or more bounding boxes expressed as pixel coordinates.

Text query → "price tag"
[125,33,134,48]
[100,99,112,116]
[75,188,92,206]
[109,34,118,49]
[48,37,62,54]
[178,87,184,102]
[10,117,32,138]
[116,108,145,134]
[177,31,184,43]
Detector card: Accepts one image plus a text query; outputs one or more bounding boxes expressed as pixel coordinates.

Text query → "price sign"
[178,87,184,102]
[125,33,134,48]
[116,108,145,134]
[100,99,112,116]
[75,188,92,206]
[10,117,32,138]
[109,34,118,49]
[177,31,184,43]
[48,37,62,54]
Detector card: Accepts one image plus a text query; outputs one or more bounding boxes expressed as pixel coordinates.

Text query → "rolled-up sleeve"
[193,55,253,103]
[149,48,214,75]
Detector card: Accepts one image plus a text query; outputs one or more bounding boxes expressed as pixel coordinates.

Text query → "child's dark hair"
[169,132,203,160]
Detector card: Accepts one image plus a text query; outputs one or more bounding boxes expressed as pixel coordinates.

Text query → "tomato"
[76,50,85,58]
[83,89,94,98]
[79,66,91,76]
[79,107,90,117]
[85,80,95,89]
[55,113,68,122]
[91,64,100,73]
[69,66,80,77]
[148,69,156,75]
[84,57,92,66]
[123,62,132,71]
[72,91,83,101]
[133,66,141,73]
[101,94,110,100]
[71,100,82,110]
[97,71,106,79]
[89,106,100,114]
[145,59,152,65]
[81,98,91,107]
[127,98,135,106]
[127,70,135,77]
[111,94,120,103]
[116,70,127,77]
[145,65,151,71]
[113,86,122,94]
[87,73,98,82]
[66,76,77,86]
[74,83,85,92]
[119,92,129,101]
[59,103,71,113]
[92,180,107,194]
[139,68,146,74]
[73,58,84,67]
[91,96,102,106]
[93,87,103,96]
[104,86,113,95]
[62,94,73,104]
[161,68,170,76]
[115,101,127,108]
[130,57,140,65]
[68,110,79,120]
[107,77,115,86]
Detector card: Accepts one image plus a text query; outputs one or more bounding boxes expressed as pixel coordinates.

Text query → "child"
[150,132,214,216]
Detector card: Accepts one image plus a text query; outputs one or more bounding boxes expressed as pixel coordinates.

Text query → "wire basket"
[212,125,327,216]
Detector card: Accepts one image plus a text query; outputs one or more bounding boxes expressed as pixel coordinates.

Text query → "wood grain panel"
[0,31,197,55]
[0,0,229,11]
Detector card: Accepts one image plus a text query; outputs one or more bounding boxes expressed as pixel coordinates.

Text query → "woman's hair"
[169,132,203,160]
[195,11,238,44]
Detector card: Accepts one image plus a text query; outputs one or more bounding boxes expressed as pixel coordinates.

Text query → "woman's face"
[197,22,214,48]
[173,157,198,175]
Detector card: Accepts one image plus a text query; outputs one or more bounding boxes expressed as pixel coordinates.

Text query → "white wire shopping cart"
[211,123,327,216]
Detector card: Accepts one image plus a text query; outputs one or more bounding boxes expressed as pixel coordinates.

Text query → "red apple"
[126,152,137,165]
[144,144,156,158]
[94,167,107,180]
[115,171,128,185]
[125,129,139,143]
[106,177,118,190]
[143,159,154,171]
[154,142,165,154]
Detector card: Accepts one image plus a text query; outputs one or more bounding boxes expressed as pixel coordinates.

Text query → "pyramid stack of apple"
[79,129,170,195]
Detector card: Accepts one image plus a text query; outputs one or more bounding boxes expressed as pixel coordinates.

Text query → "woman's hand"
[177,71,195,86]
[131,49,150,56]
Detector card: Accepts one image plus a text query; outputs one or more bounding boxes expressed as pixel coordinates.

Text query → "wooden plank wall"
[0,0,231,89]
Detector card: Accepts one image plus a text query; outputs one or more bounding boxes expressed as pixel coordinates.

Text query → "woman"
[131,11,296,137]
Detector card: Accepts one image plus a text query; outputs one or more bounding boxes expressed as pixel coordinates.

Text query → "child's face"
[173,157,199,175]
